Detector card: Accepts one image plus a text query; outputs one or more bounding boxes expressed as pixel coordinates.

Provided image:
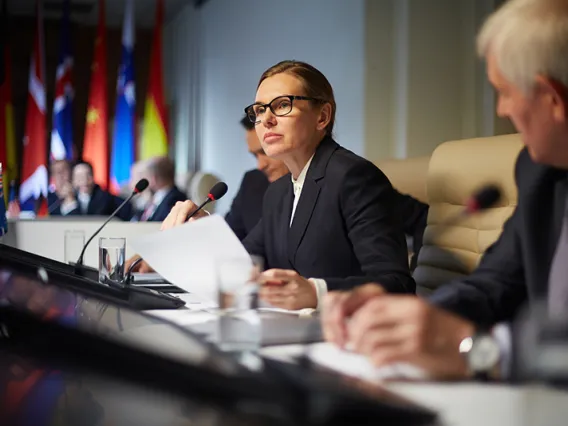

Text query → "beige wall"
[364,0,515,163]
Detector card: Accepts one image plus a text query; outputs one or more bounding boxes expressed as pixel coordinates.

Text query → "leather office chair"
[413,134,523,296]
[376,155,430,204]
[175,171,222,213]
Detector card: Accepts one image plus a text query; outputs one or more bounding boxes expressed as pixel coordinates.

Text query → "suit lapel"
[541,173,568,296]
[149,188,172,221]
[287,179,321,265]
[286,136,338,266]
[87,185,100,215]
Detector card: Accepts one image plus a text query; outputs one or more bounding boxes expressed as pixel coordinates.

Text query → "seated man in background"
[47,159,74,215]
[323,0,568,380]
[57,161,133,220]
[225,115,289,239]
[133,156,187,222]
[122,159,152,212]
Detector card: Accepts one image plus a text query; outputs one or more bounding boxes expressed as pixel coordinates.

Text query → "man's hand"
[347,295,475,380]
[259,269,317,310]
[322,283,385,348]
[57,182,75,202]
[160,200,209,231]
[124,255,154,273]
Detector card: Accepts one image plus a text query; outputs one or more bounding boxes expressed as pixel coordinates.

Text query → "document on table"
[262,342,429,382]
[129,215,251,304]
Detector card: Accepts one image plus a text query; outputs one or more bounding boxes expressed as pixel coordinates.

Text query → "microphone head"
[134,178,149,194]
[466,184,502,213]
[207,182,228,201]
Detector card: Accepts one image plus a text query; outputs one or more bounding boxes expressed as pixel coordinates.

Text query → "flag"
[140,0,168,160]
[0,164,7,235]
[19,0,48,214]
[110,0,135,195]
[82,0,108,189]
[49,0,73,161]
[0,0,17,205]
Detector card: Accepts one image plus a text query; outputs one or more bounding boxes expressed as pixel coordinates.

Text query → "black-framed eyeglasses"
[244,95,325,124]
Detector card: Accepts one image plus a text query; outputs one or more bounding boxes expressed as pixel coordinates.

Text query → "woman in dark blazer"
[157,60,414,311]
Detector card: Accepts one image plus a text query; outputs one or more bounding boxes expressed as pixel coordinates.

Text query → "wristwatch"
[459,330,501,381]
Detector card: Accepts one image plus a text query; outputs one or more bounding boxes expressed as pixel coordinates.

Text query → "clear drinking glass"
[99,237,126,288]
[64,230,85,265]
[215,255,264,357]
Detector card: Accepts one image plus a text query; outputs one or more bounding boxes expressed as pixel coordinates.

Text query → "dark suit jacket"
[242,137,415,293]
[394,192,429,270]
[430,148,566,326]
[145,186,187,222]
[47,191,60,214]
[50,184,133,221]
[225,169,270,240]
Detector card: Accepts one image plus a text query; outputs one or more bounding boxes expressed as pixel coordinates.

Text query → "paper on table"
[129,215,251,304]
[306,343,429,382]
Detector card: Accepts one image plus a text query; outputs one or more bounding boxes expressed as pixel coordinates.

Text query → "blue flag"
[0,165,7,235]
[49,0,74,161]
[110,0,135,195]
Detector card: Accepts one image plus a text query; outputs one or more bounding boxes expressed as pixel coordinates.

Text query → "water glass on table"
[99,237,126,288]
[64,230,85,265]
[215,255,264,358]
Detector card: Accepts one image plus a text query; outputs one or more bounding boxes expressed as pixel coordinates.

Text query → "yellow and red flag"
[140,0,168,160]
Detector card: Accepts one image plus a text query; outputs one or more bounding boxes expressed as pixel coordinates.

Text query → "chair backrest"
[376,156,430,203]
[175,171,222,213]
[413,134,523,295]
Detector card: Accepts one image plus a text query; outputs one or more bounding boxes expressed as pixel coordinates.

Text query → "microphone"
[464,184,502,214]
[442,184,502,228]
[74,178,149,272]
[186,182,228,220]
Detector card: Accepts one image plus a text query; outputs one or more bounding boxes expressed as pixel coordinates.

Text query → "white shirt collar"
[290,154,315,226]
[291,154,315,194]
[152,186,172,207]
[77,192,90,212]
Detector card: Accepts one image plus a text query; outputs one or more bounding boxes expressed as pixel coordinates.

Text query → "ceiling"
[6,0,195,28]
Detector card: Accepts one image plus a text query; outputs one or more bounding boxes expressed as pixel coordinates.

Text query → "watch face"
[469,335,500,372]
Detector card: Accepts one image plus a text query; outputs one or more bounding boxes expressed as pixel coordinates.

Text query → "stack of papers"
[129,215,251,305]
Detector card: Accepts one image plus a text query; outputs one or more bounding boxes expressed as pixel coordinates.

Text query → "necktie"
[140,203,155,221]
[548,209,568,318]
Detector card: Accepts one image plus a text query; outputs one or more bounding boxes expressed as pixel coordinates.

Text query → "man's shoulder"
[170,186,188,201]
[515,147,564,189]
[237,168,271,198]
[243,168,267,181]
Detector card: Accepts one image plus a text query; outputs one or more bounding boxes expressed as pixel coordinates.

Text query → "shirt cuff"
[492,323,512,379]
[308,278,328,311]
[60,201,78,216]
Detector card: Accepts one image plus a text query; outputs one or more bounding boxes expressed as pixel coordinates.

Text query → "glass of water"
[99,237,126,288]
[215,255,264,358]
[64,230,85,265]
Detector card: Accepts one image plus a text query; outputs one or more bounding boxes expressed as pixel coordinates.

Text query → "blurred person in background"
[132,156,187,222]
[225,115,289,240]
[123,159,152,212]
[56,161,133,220]
[47,160,73,215]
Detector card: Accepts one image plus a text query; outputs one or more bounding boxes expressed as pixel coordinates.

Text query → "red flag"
[19,0,47,215]
[82,0,108,190]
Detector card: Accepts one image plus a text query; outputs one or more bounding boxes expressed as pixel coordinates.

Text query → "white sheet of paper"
[262,342,428,382]
[129,215,251,304]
